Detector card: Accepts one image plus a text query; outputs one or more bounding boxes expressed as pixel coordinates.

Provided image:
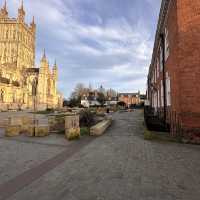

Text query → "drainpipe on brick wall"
[160,33,167,125]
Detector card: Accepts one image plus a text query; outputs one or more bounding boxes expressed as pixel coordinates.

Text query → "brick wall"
[165,0,180,113]
[177,0,200,127]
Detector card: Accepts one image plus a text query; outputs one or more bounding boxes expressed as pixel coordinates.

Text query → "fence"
[145,106,200,143]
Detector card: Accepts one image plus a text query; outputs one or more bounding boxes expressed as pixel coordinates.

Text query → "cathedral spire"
[18,0,25,22]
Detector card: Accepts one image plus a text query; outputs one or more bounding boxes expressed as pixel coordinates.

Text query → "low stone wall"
[90,118,112,136]
[4,115,49,137]
[48,115,65,133]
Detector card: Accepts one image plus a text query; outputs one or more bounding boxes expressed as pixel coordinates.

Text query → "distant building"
[80,87,118,108]
[0,1,62,111]
[139,94,146,105]
[118,92,141,108]
[81,90,100,108]
[146,0,200,140]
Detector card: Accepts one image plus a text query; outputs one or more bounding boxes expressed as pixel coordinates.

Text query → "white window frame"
[154,68,156,83]
[157,57,159,78]
[161,80,164,107]
[166,72,171,106]
[160,46,163,71]
[165,28,170,61]
[158,87,160,108]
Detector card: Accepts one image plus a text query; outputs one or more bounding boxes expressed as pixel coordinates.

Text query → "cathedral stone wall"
[0,1,62,111]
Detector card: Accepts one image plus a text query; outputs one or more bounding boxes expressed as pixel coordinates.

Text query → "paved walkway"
[0,110,200,200]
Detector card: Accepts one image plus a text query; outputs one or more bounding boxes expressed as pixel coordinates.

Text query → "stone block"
[66,128,80,140]
[0,103,8,112]
[21,126,35,137]
[48,115,65,132]
[5,125,21,137]
[35,125,49,137]
[22,117,34,126]
[65,115,80,137]
[90,119,112,136]
[0,118,9,128]
[9,117,22,126]
[65,115,79,130]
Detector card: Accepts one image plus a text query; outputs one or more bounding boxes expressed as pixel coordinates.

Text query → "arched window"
[32,79,37,96]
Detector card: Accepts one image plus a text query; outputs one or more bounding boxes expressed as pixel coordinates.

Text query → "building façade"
[146,0,200,141]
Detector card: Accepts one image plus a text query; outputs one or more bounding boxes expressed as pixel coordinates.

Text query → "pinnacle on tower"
[32,16,35,24]
[41,49,47,62]
[18,0,25,22]
[3,0,7,10]
[53,59,58,72]
[0,0,8,17]
[53,59,58,79]
[19,0,25,12]
[18,0,24,11]
[54,59,57,68]
[43,49,46,59]
[31,16,36,29]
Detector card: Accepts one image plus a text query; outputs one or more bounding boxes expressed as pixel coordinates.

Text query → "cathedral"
[0,1,63,111]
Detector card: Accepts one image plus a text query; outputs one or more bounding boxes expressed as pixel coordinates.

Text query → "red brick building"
[118,93,141,108]
[147,0,200,141]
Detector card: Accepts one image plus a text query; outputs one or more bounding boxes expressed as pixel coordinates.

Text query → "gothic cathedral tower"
[0,0,36,69]
[0,1,62,111]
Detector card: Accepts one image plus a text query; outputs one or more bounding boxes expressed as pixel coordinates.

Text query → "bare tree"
[72,83,86,99]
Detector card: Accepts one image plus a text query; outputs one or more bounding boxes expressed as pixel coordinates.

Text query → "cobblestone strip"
[0,137,94,200]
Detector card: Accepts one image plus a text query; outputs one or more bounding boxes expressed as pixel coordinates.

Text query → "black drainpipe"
[160,33,167,125]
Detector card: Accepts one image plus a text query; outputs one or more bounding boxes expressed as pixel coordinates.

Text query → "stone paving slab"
[0,128,70,147]
[0,137,94,200]
[1,110,199,200]
[0,138,66,185]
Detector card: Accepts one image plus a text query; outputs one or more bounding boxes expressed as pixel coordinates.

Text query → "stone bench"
[90,119,112,136]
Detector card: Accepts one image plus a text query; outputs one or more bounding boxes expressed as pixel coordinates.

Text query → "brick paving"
[0,110,200,200]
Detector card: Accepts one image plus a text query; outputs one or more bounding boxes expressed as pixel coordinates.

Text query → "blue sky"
[4,0,161,98]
